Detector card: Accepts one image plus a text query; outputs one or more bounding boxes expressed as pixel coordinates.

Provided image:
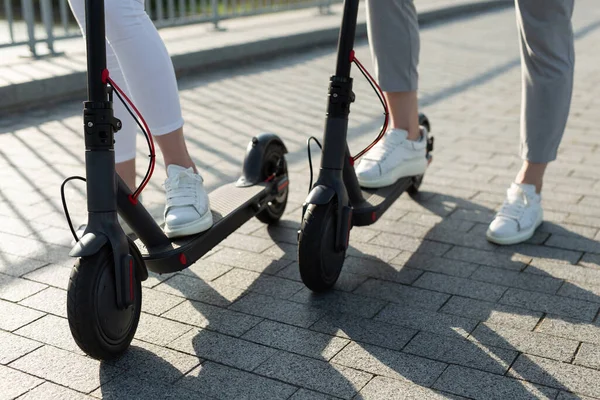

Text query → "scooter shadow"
[95,191,598,399]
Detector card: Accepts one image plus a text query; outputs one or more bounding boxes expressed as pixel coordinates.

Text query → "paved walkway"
[1,1,600,399]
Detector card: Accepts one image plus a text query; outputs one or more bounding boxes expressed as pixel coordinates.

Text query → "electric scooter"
[62,0,289,361]
[297,0,433,291]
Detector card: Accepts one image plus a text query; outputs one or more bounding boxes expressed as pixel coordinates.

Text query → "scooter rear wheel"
[67,244,142,360]
[298,202,346,292]
[256,142,288,224]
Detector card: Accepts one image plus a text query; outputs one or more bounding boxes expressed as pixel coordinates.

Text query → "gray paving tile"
[177,361,297,400]
[276,262,368,292]
[508,354,600,398]
[369,233,452,256]
[413,271,507,301]
[471,266,564,294]
[289,389,338,400]
[18,287,66,318]
[0,253,48,277]
[440,296,543,330]
[9,345,118,393]
[470,322,579,362]
[353,279,449,310]
[167,327,277,371]
[0,330,40,365]
[424,228,498,252]
[332,341,446,387]
[0,364,43,400]
[229,292,327,328]
[140,287,185,316]
[0,273,46,302]
[162,298,262,337]
[558,281,600,304]
[343,256,423,285]
[497,243,582,265]
[262,242,297,261]
[221,232,275,253]
[444,246,528,271]
[213,267,304,299]
[153,274,246,307]
[22,264,72,290]
[347,242,403,262]
[537,316,600,345]
[17,381,93,400]
[180,260,233,281]
[356,376,460,400]
[405,331,518,374]
[499,288,599,321]
[310,312,417,351]
[251,225,299,245]
[580,253,600,270]
[14,314,83,355]
[394,253,479,278]
[526,259,600,286]
[254,351,372,399]
[433,364,558,400]
[556,391,598,400]
[92,372,204,400]
[375,302,478,338]
[108,339,201,384]
[204,248,292,275]
[290,288,387,319]
[574,343,600,370]
[140,271,170,289]
[242,319,349,360]
[135,312,193,346]
[0,299,44,332]
[546,234,600,254]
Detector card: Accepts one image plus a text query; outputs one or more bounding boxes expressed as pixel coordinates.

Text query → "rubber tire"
[256,143,288,224]
[298,202,346,292]
[407,174,423,196]
[67,244,142,360]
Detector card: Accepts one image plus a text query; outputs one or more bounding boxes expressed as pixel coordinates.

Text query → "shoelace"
[496,187,528,221]
[164,169,203,206]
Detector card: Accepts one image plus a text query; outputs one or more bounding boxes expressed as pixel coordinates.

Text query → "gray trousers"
[366,0,575,163]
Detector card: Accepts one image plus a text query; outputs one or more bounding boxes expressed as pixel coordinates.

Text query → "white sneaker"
[355,128,428,188]
[163,165,213,238]
[486,183,543,245]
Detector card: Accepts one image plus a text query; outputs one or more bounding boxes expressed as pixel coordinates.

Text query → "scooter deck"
[351,176,415,226]
[137,182,266,274]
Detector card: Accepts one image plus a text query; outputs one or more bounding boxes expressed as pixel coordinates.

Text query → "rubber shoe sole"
[163,210,214,238]
[358,156,427,189]
[486,211,543,246]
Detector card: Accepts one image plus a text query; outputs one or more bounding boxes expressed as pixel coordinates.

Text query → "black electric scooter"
[63,0,289,361]
[297,0,433,291]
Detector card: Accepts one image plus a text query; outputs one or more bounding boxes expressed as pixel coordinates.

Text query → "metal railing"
[1,0,338,57]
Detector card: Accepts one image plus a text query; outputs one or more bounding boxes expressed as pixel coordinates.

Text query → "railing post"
[21,0,37,57]
[4,0,15,44]
[319,0,333,15]
[40,0,56,55]
[211,0,221,30]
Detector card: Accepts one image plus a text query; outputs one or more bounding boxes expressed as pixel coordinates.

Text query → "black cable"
[353,60,386,112]
[351,59,389,161]
[111,85,154,199]
[307,136,322,193]
[61,176,86,242]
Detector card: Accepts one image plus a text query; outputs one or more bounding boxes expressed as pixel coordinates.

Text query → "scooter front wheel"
[298,202,346,292]
[67,244,142,360]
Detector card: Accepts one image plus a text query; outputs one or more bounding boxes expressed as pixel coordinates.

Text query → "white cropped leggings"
[69,0,184,163]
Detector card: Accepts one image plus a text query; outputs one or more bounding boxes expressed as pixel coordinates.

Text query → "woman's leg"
[68,0,138,190]
[486,0,575,245]
[356,0,427,189]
